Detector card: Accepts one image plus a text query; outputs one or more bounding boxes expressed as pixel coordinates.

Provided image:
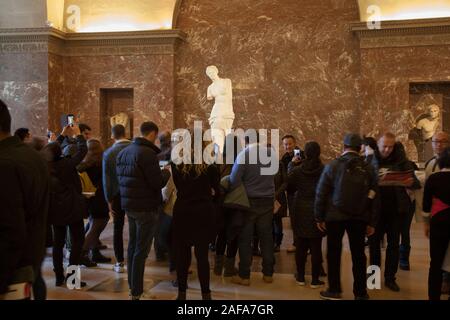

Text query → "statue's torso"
[209,79,234,120]
[418,117,439,140]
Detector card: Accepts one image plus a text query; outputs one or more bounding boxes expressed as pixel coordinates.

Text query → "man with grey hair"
[370,132,421,292]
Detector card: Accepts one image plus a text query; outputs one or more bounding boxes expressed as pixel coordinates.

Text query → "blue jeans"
[126,210,158,297]
[238,198,274,279]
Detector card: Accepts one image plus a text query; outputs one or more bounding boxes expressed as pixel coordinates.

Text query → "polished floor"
[41,219,442,300]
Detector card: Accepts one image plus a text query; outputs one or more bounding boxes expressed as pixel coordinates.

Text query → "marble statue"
[110,112,130,138]
[409,104,441,163]
[206,65,235,154]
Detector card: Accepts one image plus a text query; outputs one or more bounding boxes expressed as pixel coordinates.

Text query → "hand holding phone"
[67,114,75,127]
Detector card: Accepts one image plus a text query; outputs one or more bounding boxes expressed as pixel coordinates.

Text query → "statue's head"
[428,104,440,119]
[206,65,219,80]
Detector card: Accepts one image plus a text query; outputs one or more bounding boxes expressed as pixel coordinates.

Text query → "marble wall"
[62,54,175,139]
[0,52,48,136]
[175,0,363,160]
[359,45,450,160]
[48,53,65,133]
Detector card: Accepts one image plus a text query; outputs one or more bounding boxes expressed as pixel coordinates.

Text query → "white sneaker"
[113,262,125,273]
[296,279,306,286]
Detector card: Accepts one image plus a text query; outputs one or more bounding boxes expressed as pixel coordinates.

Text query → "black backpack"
[332,156,372,217]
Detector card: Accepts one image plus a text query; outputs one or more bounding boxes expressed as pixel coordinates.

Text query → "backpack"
[332,156,371,217]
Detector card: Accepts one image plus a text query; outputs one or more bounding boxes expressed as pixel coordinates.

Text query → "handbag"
[79,171,97,194]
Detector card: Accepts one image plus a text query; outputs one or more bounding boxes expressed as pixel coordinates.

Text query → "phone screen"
[67,115,74,126]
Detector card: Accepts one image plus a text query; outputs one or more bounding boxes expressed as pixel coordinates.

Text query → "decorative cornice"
[350,17,450,48]
[0,27,187,56]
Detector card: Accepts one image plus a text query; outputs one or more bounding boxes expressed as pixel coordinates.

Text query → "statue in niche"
[409,104,441,163]
[206,65,235,154]
[110,112,131,138]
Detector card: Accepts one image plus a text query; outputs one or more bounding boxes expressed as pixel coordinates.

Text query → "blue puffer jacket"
[116,137,170,212]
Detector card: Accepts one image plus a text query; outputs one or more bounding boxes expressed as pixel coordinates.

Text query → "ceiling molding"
[172,0,183,29]
[350,17,450,48]
[0,27,187,56]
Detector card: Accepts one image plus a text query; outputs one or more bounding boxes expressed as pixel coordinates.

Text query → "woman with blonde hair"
[171,138,221,300]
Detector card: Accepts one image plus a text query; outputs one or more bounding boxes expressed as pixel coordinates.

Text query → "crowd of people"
[0,98,449,301]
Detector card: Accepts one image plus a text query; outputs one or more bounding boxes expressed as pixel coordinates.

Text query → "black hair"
[0,99,11,133]
[14,128,30,141]
[282,134,296,142]
[140,121,159,136]
[111,124,126,140]
[362,136,377,150]
[79,123,92,133]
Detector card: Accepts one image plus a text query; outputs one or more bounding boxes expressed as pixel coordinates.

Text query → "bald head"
[378,132,396,159]
[432,131,450,157]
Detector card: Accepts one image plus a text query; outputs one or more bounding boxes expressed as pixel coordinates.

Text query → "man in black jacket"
[116,121,170,300]
[281,135,302,253]
[0,100,50,299]
[369,133,421,292]
[315,133,379,300]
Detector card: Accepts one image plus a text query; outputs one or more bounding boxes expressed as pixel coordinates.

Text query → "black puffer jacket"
[288,160,325,238]
[372,142,421,215]
[116,138,170,212]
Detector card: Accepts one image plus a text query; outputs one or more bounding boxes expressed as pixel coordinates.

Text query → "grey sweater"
[230,144,276,199]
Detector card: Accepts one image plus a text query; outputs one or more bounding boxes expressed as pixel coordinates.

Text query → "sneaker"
[113,262,125,273]
[310,280,325,289]
[296,277,306,286]
[385,280,400,292]
[263,275,273,283]
[231,276,250,286]
[355,293,370,300]
[287,245,296,253]
[320,290,342,300]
